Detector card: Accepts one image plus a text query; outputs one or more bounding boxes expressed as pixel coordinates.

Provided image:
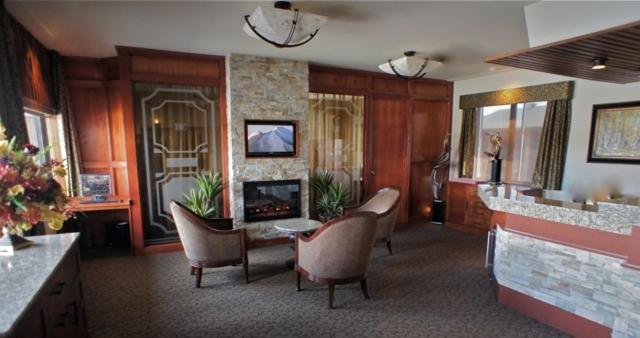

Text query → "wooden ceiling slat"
[527,48,640,70]
[485,20,640,83]
[548,44,640,66]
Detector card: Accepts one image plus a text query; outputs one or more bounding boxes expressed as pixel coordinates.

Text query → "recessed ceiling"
[5,1,533,81]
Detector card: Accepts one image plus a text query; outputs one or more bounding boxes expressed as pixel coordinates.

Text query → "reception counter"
[0,233,87,338]
[478,184,640,338]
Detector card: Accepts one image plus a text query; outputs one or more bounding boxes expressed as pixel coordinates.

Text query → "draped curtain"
[309,93,364,205]
[458,108,477,178]
[531,100,571,190]
[0,3,27,142]
[50,52,82,196]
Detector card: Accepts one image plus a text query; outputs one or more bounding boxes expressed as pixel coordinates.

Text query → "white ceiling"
[5,1,534,81]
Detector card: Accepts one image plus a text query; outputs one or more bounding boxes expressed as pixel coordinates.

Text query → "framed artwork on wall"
[588,101,640,164]
[245,120,297,158]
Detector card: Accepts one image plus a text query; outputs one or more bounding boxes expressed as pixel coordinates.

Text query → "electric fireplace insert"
[243,179,301,222]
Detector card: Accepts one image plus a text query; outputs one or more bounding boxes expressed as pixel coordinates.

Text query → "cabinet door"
[446,181,468,225]
[366,96,410,223]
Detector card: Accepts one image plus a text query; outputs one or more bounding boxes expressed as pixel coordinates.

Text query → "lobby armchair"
[295,212,378,308]
[170,201,248,288]
[345,187,401,255]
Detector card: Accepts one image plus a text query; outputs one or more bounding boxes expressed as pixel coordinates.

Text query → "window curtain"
[51,52,82,196]
[531,100,571,190]
[308,93,364,205]
[0,3,27,142]
[458,108,477,178]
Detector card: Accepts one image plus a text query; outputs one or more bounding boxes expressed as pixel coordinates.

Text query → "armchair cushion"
[296,212,378,281]
[170,201,245,267]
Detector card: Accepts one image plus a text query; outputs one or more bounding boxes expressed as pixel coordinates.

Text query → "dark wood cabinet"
[445,180,492,235]
[8,242,87,338]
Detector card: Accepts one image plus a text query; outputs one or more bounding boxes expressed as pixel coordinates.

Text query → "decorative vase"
[0,226,34,256]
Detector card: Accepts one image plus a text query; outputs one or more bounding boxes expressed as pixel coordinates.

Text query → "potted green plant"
[183,172,223,218]
[315,182,349,222]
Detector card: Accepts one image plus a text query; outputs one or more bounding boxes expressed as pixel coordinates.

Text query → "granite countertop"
[0,233,80,337]
[478,184,640,235]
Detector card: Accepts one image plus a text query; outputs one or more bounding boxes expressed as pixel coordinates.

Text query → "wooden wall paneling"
[70,85,111,166]
[116,47,146,254]
[367,95,411,223]
[408,98,451,220]
[309,65,453,225]
[371,77,408,95]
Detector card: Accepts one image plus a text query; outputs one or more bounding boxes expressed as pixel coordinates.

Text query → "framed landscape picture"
[588,101,640,164]
[245,120,296,157]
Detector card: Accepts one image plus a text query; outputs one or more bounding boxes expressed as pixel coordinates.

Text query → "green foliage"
[315,182,349,221]
[310,170,333,197]
[183,172,223,218]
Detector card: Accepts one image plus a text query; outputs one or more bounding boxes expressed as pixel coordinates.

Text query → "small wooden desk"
[69,196,134,255]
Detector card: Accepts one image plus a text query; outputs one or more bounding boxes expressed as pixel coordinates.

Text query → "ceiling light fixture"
[243,1,327,48]
[379,51,443,80]
[592,58,607,70]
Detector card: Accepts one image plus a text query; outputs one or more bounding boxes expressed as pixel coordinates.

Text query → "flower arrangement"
[0,124,73,235]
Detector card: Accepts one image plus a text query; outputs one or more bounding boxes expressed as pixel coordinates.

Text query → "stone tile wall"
[494,227,640,337]
[226,54,310,238]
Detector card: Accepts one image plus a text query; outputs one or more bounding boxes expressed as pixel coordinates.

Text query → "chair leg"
[386,240,393,255]
[296,272,301,291]
[328,283,335,309]
[360,279,370,299]
[190,266,196,275]
[243,258,249,284]
[195,267,202,288]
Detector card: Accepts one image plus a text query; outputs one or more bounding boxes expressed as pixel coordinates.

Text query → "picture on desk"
[81,174,112,197]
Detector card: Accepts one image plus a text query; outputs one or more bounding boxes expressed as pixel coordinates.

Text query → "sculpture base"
[431,200,446,224]
[490,158,502,185]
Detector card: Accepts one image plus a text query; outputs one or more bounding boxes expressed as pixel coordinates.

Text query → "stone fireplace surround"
[226,54,310,239]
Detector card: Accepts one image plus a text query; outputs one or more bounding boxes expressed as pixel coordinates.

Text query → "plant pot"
[0,227,33,256]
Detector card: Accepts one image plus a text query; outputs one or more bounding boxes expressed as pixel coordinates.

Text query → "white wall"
[525,1,640,47]
[450,69,640,197]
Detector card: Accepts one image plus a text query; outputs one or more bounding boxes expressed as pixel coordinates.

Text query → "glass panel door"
[309,93,364,205]
[134,83,221,245]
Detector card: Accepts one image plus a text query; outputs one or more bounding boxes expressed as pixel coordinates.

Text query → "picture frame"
[80,174,113,197]
[245,120,297,158]
[587,101,640,164]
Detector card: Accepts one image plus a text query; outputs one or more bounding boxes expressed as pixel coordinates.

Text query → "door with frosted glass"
[309,93,364,206]
[134,83,221,245]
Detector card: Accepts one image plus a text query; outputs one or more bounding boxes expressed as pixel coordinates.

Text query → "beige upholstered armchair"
[295,212,378,308]
[345,187,401,255]
[170,201,248,288]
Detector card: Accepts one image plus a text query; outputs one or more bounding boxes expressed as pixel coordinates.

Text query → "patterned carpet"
[82,221,566,337]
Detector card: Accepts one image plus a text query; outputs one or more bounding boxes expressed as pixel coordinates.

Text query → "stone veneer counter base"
[479,185,640,337]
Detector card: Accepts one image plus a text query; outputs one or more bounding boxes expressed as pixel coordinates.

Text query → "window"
[474,101,546,183]
[24,109,64,165]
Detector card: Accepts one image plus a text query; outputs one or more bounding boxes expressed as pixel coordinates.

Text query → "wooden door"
[366,96,410,223]
[409,99,451,219]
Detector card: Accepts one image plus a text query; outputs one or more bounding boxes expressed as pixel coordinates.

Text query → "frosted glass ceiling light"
[379,51,443,80]
[243,1,327,48]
